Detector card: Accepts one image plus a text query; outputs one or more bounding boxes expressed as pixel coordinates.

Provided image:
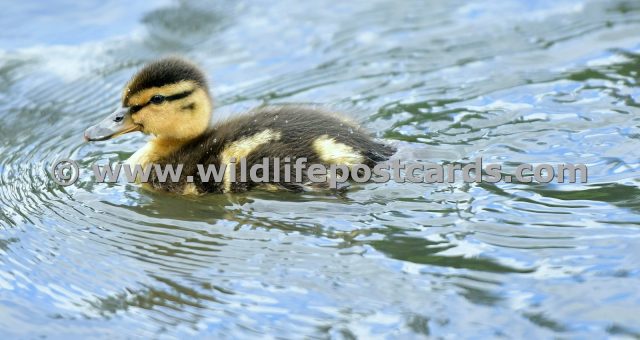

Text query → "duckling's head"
[85,57,212,142]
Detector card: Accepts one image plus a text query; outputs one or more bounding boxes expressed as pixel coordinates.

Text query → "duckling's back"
[150,106,396,193]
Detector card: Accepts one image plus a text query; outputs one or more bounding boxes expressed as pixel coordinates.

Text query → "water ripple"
[1,0,640,337]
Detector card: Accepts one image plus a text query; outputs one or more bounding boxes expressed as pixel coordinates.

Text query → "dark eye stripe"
[127,89,194,113]
[165,90,194,101]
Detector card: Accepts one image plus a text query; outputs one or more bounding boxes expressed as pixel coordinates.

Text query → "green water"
[1,0,640,338]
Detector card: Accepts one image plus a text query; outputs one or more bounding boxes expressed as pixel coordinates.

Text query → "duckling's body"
[146,106,394,194]
[85,57,395,194]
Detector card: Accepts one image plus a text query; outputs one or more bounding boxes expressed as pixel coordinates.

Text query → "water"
[1,0,640,338]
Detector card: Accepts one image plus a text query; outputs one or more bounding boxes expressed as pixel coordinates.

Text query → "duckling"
[84,57,395,194]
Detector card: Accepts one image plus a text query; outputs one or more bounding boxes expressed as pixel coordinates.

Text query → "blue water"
[1,0,640,338]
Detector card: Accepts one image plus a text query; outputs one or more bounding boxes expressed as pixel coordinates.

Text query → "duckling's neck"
[152,136,191,158]
[127,136,193,167]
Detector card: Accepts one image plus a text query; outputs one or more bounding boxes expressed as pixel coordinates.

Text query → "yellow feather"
[220,129,281,192]
[312,135,363,165]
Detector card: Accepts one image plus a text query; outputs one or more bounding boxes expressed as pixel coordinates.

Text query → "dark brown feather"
[125,57,208,104]
[149,106,395,193]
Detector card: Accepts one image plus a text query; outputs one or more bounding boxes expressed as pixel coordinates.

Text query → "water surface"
[1,0,640,338]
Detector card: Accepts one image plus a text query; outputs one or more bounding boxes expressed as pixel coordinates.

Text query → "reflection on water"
[1,0,640,337]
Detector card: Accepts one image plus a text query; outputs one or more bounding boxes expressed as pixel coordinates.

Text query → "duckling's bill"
[84,107,141,141]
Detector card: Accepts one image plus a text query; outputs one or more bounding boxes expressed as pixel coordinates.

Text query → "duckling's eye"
[150,95,165,105]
